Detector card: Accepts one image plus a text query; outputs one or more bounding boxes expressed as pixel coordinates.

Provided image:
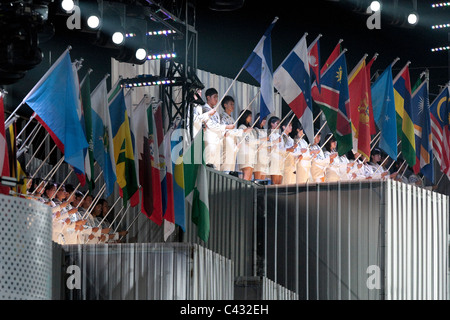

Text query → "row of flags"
[0,49,210,243]
[241,17,450,184]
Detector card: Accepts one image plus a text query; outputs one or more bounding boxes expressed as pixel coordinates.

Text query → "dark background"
[3,0,449,115]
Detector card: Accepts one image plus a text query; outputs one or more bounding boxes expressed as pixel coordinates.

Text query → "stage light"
[407,12,418,25]
[431,2,450,7]
[432,23,450,29]
[431,46,450,52]
[87,15,100,29]
[147,53,176,60]
[61,0,74,12]
[112,31,125,45]
[146,30,177,36]
[135,48,147,61]
[370,1,381,12]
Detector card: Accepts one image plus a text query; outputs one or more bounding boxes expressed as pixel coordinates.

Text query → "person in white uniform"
[202,88,235,169]
[323,134,343,182]
[280,118,297,185]
[220,96,240,172]
[236,110,256,180]
[253,113,269,181]
[267,116,284,185]
[292,123,312,184]
[310,130,329,182]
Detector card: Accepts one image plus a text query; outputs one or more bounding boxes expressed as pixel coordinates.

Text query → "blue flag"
[411,80,434,183]
[90,77,116,197]
[371,65,398,161]
[23,50,88,173]
[243,17,278,120]
[171,122,186,232]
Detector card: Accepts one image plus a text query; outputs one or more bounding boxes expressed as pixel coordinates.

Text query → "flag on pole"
[312,50,353,156]
[371,65,398,161]
[393,63,416,167]
[184,129,210,243]
[91,76,116,197]
[5,123,28,195]
[430,85,450,178]
[0,95,10,195]
[153,103,168,216]
[171,123,186,232]
[146,103,163,225]
[308,34,321,93]
[365,55,377,135]
[348,55,372,160]
[23,49,88,173]
[80,72,95,191]
[108,87,139,205]
[273,34,314,144]
[411,80,434,183]
[321,40,342,74]
[163,128,175,241]
[242,17,278,120]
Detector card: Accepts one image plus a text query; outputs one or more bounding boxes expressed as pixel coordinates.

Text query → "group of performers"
[193,88,424,186]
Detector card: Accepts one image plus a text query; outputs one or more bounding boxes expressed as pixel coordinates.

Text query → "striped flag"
[273,34,314,144]
[430,85,449,178]
[411,79,434,183]
[308,34,321,93]
[312,50,353,156]
[163,128,175,241]
[243,17,278,120]
[393,63,416,167]
[0,96,10,195]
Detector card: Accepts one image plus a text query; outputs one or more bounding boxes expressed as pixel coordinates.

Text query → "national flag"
[242,17,278,120]
[273,34,314,144]
[348,55,371,160]
[171,122,186,232]
[371,65,398,161]
[0,95,10,195]
[5,123,28,195]
[22,49,89,173]
[308,34,321,93]
[312,50,353,156]
[153,103,168,216]
[80,72,95,191]
[365,55,377,135]
[163,128,175,241]
[411,80,434,183]
[123,90,139,207]
[393,63,416,167]
[321,39,342,74]
[430,85,450,177]
[184,129,210,243]
[91,76,116,197]
[146,103,163,225]
[108,87,139,205]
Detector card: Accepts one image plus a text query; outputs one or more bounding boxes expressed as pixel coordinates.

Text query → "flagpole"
[234,116,261,153]
[18,121,41,153]
[81,184,106,220]
[26,131,50,169]
[232,90,260,127]
[307,34,322,51]
[16,113,37,139]
[76,170,103,209]
[38,155,65,190]
[349,54,368,79]
[119,210,141,242]
[29,144,57,180]
[256,110,293,153]
[391,57,400,69]
[435,172,446,187]
[113,203,131,233]
[373,140,402,175]
[393,61,411,83]
[108,204,126,231]
[49,168,74,200]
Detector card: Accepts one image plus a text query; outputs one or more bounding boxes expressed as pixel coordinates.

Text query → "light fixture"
[146,30,177,36]
[87,15,100,29]
[120,76,178,88]
[147,53,177,60]
[432,23,450,29]
[135,48,147,61]
[431,46,450,52]
[61,0,75,12]
[407,12,418,25]
[370,1,381,12]
[112,31,125,45]
[431,2,450,7]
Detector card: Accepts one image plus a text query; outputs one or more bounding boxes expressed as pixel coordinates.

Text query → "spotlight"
[112,31,125,45]
[87,15,100,29]
[431,46,450,52]
[135,48,147,61]
[432,2,450,7]
[370,1,381,12]
[61,0,74,12]
[407,12,418,25]
[147,53,177,60]
[431,23,450,29]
